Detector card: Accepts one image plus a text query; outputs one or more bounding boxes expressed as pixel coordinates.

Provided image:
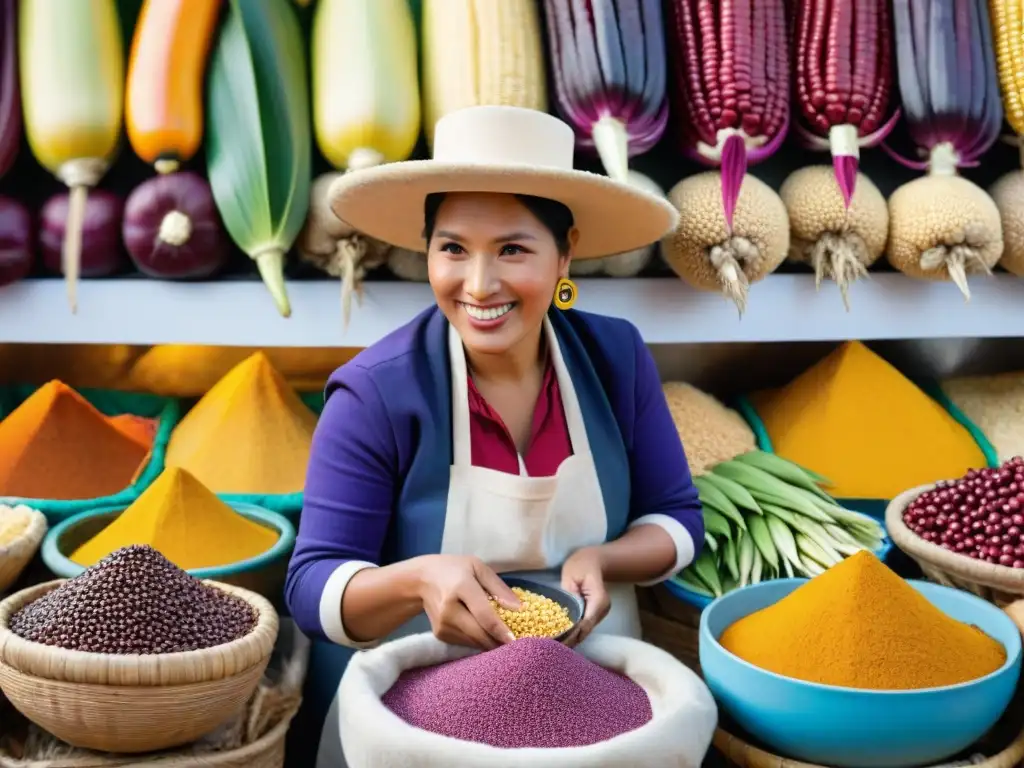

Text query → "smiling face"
[427,192,576,358]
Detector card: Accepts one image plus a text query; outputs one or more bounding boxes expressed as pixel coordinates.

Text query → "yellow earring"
[554,277,577,310]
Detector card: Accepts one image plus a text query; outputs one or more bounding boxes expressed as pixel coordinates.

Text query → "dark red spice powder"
[381,637,653,749]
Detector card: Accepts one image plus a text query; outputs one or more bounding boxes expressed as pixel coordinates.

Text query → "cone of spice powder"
[70,467,280,570]
[164,353,318,494]
[0,381,151,500]
[752,342,987,499]
[719,551,1007,690]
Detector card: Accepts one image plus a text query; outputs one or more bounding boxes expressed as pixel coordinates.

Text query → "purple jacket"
[285,305,704,643]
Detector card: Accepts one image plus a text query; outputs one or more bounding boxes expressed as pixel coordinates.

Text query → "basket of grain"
[0,545,279,754]
[885,466,1024,606]
[0,507,46,595]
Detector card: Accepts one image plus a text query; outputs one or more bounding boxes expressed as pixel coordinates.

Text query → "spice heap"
[941,371,1024,464]
[108,413,160,449]
[719,551,1007,690]
[0,381,151,500]
[10,545,257,654]
[903,458,1024,568]
[0,505,34,547]
[489,586,574,639]
[165,352,318,494]
[70,467,279,570]
[752,342,987,499]
[382,638,652,748]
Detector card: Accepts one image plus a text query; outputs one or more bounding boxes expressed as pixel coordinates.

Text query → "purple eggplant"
[0,0,20,180]
[40,189,125,277]
[123,171,229,279]
[0,195,32,286]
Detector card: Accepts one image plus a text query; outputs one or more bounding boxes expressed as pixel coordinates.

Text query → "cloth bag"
[338,633,718,768]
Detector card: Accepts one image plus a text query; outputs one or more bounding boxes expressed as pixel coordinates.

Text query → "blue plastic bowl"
[700,579,1022,768]
[40,501,296,600]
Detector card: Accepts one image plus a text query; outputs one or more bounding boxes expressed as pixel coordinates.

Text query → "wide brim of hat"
[327,161,680,260]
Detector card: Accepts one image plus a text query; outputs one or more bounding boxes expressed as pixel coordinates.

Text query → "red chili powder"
[381,637,653,749]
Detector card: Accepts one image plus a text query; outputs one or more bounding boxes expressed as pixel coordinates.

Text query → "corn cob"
[206,0,311,318]
[543,0,667,182]
[305,0,420,321]
[885,0,1004,300]
[421,0,547,147]
[0,0,19,181]
[125,0,222,174]
[19,0,124,312]
[661,0,791,314]
[988,0,1024,276]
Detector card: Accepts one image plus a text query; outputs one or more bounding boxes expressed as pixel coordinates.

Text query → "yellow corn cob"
[991,0,1024,137]
[421,0,548,147]
[19,0,124,313]
[312,0,421,170]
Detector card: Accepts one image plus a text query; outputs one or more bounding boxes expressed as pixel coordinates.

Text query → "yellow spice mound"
[164,352,318,494]
[71,467,279,570]
[752,341,986,499]
[720,551,1006,690]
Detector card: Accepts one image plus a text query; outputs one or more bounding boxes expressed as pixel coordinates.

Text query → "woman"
[285,106,704,767]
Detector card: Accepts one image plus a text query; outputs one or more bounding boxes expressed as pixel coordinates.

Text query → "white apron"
[315,319,641,767]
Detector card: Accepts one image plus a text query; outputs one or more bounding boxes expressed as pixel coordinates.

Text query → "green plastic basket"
[733,383,1000,519]
[185,390,325,520]
[0,385,182,524]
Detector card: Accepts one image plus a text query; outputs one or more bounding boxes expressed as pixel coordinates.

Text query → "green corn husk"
[207,0,311,318]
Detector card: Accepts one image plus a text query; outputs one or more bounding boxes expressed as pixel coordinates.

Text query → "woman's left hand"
[561,546,610,647]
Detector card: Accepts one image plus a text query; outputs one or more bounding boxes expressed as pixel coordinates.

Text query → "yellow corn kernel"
[489,586,575,640]
[421,0,548,147]
[991,0,1024,137]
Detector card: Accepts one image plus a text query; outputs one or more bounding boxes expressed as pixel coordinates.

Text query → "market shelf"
[1,274,1023,346]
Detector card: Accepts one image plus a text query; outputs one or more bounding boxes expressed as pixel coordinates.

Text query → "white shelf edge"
[0,274,1021,347]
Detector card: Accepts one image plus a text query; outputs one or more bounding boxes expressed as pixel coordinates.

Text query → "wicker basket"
[0,508,46,595]
[886,485,1024,606]
[637,585,703,674]
[0,580,279,754]
[712,724,1024,768]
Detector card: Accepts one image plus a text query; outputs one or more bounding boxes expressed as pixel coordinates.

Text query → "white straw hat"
[327,106,679,260]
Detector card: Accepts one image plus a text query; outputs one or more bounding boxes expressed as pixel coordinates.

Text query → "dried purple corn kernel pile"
[382,637,652,748]
[8,544,257,654]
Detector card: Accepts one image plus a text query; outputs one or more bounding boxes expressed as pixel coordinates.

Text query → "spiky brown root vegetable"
[661,172,789,315]
[780,166,888,310]
[887,175,1003,301]
[989,171,1024,277]
[387,246,428,281]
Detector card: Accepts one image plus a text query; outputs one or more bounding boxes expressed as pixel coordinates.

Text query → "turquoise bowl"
[700,579,1022,768]
[40,502,296,601]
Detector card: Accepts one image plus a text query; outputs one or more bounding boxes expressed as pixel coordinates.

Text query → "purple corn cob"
[0,0,20,180]
[543,0,669,182]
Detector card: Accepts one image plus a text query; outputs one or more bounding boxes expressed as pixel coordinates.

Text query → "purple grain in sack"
[382,637,653,749]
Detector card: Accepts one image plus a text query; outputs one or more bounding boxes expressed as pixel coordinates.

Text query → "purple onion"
[0,195,32,286]
[543,0,668,181]
[886,0,1003,171]
[0,0,20,180]
[40,190,124,278]
[123,172,229,279]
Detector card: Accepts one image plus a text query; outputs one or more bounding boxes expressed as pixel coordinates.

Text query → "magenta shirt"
[467,362,572,477]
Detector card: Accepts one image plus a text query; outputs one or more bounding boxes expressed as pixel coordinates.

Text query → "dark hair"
[422,192,575,254]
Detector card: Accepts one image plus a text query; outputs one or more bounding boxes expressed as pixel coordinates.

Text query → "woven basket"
[886,485,1024,606]
[637,585,703,674]
[712,724,1024,768]
[0,509,46,595]
[0,580,279,754]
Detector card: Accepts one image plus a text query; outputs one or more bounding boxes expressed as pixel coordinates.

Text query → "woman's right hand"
[414,555,522,650]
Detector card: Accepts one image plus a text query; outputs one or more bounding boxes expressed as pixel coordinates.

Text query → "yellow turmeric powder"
[720,551,1006,690]
[0,381,150,500]
[71,467,279,570]
[164,352,318,494]
[752,341,986,499]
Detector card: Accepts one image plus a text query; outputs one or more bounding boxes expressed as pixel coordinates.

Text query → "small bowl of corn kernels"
[488,575,584,643]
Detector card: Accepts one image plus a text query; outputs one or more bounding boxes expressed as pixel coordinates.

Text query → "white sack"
[337,633,718,768]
